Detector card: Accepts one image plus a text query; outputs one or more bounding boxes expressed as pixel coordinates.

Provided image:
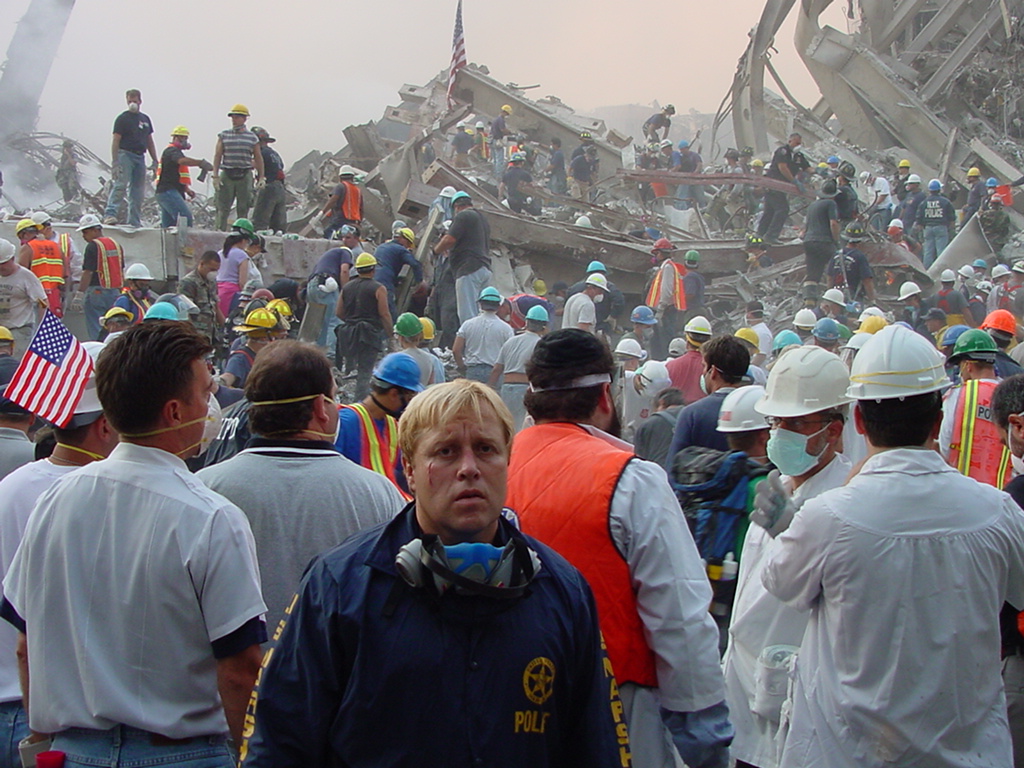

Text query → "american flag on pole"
[446,0,467,110]
[5,310,94,428]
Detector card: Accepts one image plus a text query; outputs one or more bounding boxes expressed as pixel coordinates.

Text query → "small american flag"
[446,0,467,110]
[5,310,94,427]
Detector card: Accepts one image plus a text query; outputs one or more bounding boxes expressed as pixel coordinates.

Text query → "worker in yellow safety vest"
[939,328,1012,487]
[334,353,423,499]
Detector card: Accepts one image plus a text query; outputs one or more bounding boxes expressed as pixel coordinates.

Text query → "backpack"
[670,446,770,563]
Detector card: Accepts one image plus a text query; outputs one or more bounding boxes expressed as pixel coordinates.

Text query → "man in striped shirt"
[212,104,265,231]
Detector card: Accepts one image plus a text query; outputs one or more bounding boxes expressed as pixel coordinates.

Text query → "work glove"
[320,277,339,294]
[212,175,222,191]
[111,164,121,181]
[310,213,324,230]
[751,469,797,537]
[68,291,85,313]
[199,160,214,172]
[255,177,266,190]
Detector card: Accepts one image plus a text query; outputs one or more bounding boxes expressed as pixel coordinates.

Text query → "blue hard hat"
[827,155,839,164]
[678,140,690,149]
[772,329,802,351]
[586,260,607,274]
[630,305,657,325]
[941,324,971,348]
[974,259,989,269]
[812,317,841,342]
[451,191,471,203]
[987,177,999,188]
[928,179,942,192]
[373,353,424,393]
[478,286,502,303]
[143,302,180,322]
[525,305,549,323]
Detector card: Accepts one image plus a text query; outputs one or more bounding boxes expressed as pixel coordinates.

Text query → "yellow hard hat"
[0,326,13,343]
[171,125,190,137]
[533,278,547,295]
[233,307,278,333]
[817,162,829,169]
[898,159,911,168]
[15,218,38,235]
[968,167,981,178]
[266,298,293,318]
[501,104,512,114]
[419,317,436,341]
[228,104,251,117]
[751,159,765,168]
[734,327,760,348]
[355,253,377,269]
[857,315,888,335]
[396,228,416,247]
[102,306,132,323]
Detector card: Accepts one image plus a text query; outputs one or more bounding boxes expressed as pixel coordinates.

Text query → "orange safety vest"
[340,181,362,222]
[341,403,412,500]
[27,239,65,286]
[93,237,124,289]
[645,260,687,312]
[157,144,191,187]
[949,379,1012,488]
[507,422,658,687]
[57,233,74,266]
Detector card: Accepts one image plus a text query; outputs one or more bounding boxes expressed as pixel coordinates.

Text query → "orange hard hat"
[981,309,1017,335]
[652,237,675,252]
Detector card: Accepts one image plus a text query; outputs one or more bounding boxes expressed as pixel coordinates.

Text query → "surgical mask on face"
[196,393,222,456]
[1008,416,1024,471]
[1013,453,1024,476]
[594,293,604,304]
[767,424,829,477]
[127,102,140,113]
[699,371,709,394]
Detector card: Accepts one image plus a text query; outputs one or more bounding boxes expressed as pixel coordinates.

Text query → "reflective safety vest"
[341,403,411,500]
[57,233,74,266]
[949,379,1011,488]
[157,144,191,187]
[645,259,687,312]
[27,239,65,286]
[507,422,658,687]
[340,181,362,222]
[119,289,151,325]
[93,237,124,289]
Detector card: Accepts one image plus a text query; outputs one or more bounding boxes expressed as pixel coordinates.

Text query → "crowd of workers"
[4,87,1024,768]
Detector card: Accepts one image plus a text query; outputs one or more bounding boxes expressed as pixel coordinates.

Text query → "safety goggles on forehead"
[765,415,833,431]
[340,225,358,236]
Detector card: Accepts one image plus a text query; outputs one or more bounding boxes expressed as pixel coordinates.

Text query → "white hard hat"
[857,306,885,324]
[940,269,956,282]
[794,308,818,330]
[906,173,922,184]
[822,288,845,306]
[684,315,712,336]
[889,218,904,229]
[634,360,671,396]
[124,263,154,280]
[1012,261,1024,275]
[842,332,873,351]
[0,239,15,264]
[584,273,608,290]
[614,337,645,359]
[847,324,950,401]
[339,164,359,177]
[440,186,456,198]
[958,264,975,279]
[898,281,921,301]
[756,345,854,418]
[70,342,107,420]
[992,264,1012,280]
[30,211,52,227]
[77,213,102,231]
[976,280,994,294]
[859,171,872,182]
[575,215,593,228]
[718,385,769,432]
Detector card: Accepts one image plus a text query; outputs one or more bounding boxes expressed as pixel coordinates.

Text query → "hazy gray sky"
[3,0,850,168]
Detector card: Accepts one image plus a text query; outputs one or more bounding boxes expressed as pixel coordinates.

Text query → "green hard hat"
[836,322,852,341]
[949,328,998,363]
[232,217,255,235]
[684,249,700,263]
[394,312,424,338]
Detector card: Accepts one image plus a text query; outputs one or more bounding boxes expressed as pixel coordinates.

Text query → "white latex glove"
[68,291,85,313]
[255,177,266,190]
[212,175,222,191]
[319,277,339,294]
[750,469,797,537]
[310,213,324,229]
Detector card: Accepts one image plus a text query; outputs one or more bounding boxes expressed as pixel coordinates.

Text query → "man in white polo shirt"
[3,322,266,766]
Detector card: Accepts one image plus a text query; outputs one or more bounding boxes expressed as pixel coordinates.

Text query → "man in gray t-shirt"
[802,179,840,286]
[199,341,403,632]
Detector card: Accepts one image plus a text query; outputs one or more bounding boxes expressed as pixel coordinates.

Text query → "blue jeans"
[0,700,28,768]
[84,287,120,341]
[306,275,340,352]
[869,204,893,232]
[156,189,193,228]
[52,726,232,768]
[662,700,733,768]
[455,266,492,325]
[500,382,528,432]
[104,150,147,226]
[464,363,492,383]
[923,224,950,268]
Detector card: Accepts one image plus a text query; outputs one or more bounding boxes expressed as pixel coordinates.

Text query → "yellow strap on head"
[55,443,107,462]
[120,415,208,438]
[249,393,333,407]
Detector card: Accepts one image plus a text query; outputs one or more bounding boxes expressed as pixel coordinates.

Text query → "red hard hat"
[652,238,674,252]
[981,309,1017,335]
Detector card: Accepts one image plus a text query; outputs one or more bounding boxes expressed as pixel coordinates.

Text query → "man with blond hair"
[242,379,630,767]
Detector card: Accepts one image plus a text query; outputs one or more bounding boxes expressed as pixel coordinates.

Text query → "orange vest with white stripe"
[949,379,1012,488]
[93,237,124,288]
[27,239,65,286]
[645,260,687,312]
[507,422,658,687]
[340,403,411,500]
[157,144,191,188]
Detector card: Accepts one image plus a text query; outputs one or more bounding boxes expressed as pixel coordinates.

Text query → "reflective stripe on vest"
[94,237,124,288]
[27,240,64,286]
[950,379,1011,488]
[507,422,658,687]
[340,181,362,222]
[119,289,152,324]
[57,233,73,264]
[645,260,687,312]
[342,403,411,500]
[157,144,191,187]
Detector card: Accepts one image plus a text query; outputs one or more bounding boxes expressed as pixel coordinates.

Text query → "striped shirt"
[219,128,259,170]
